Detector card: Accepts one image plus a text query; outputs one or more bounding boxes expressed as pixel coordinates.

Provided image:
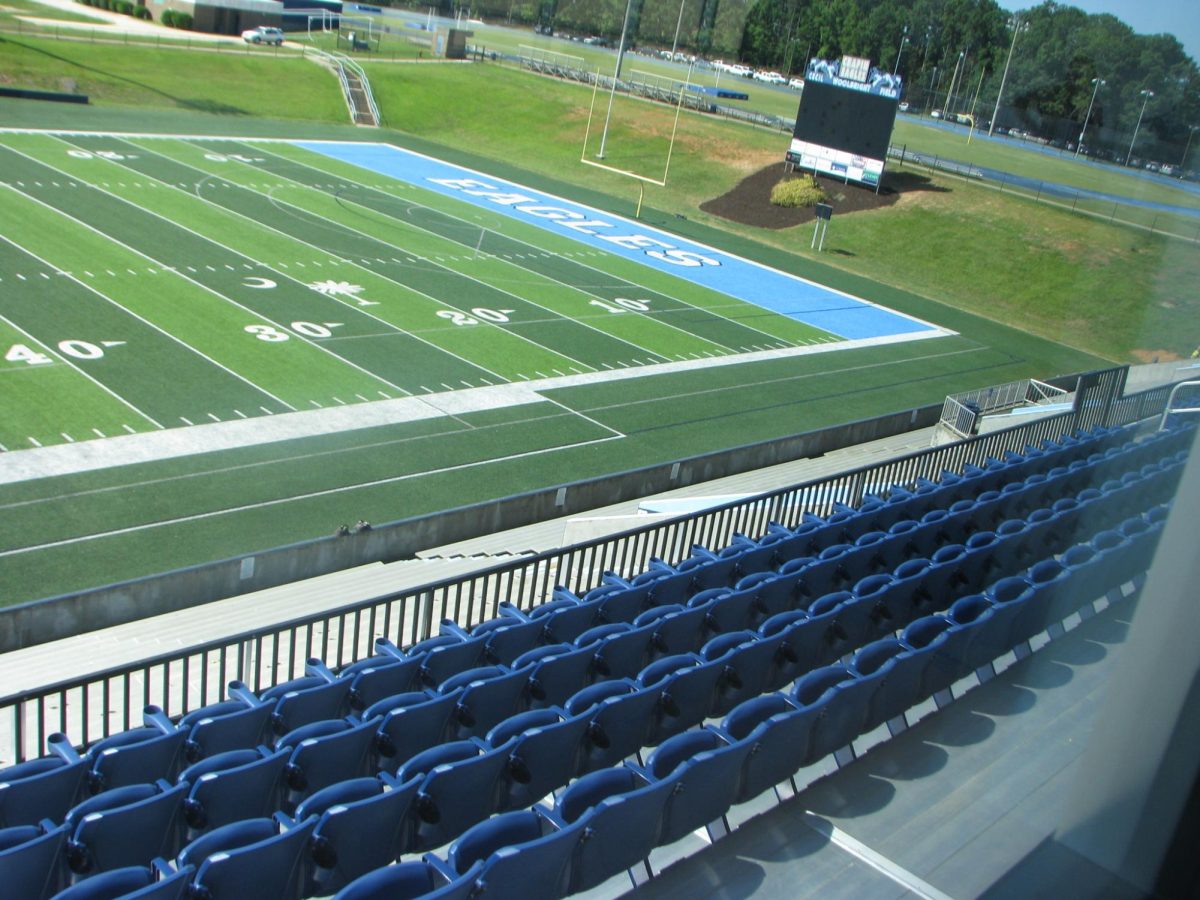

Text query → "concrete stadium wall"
[0,403,942,651]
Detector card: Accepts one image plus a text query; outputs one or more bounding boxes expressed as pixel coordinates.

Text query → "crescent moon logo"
[243,276,277,289]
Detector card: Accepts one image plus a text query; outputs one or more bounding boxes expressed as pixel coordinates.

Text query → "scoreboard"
[786,58,902,188]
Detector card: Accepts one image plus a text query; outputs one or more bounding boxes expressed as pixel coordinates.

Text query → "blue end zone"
[296,141,946,342]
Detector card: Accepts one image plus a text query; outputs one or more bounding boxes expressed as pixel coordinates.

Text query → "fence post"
[1035,181,1042,202]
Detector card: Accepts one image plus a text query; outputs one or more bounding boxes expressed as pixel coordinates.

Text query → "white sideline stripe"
[0,330,948,485]
[0,434,622,559]
[802,813,956,900]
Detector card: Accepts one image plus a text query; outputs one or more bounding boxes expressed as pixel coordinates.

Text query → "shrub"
[175,11,192,27]
[136,5,151,17]
[770,174,827,208]
[115,1,134,14]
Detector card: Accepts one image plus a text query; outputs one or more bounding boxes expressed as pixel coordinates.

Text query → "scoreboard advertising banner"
[787,58,902,188]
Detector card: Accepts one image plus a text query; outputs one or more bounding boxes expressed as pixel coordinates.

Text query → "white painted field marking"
[0,432,623,558]
[123,145,515,384]
[245,144,672,362]
[0,308,162,428]
[0,184,295,412]
[12,142,405,400]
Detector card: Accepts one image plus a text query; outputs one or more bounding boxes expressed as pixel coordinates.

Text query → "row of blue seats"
[0,499,1171,900]
[1,442,1185,844]
[331,508,1176,900]
[4,508,1166,900]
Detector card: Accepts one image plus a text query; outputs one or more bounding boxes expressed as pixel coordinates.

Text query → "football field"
[0,129,1084,605]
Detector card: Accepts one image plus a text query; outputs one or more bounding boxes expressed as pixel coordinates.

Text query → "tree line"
[406,0,1199,165]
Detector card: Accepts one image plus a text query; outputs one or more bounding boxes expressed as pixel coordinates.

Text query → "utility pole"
[989,14,1023,137]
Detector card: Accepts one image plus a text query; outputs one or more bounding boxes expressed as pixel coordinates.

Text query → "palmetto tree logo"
[307,280,378,306]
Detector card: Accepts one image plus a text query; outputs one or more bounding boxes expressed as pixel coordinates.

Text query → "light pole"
[669,0,686,59]
[989,14,1024,137]
[1181,124,1199,169]
[1125,89,1154,167]
[893,26,909,76]
[945,50,965,116]
[596,0,635,159]
[1076,77,1105,157]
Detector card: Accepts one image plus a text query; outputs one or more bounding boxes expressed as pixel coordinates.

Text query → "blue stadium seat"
[512,643,595,710]
[636,653,725,744]
[47,861,192,900]
[850,573,901,641]
[637,728,752,846]
[888,557,936,622]
[719,693,810,803]
[332,858,481,900]
[940,594,1000,683]
[552,767,674,893]
[695,584,760,633]
[176,813,316,900]
[901,615,956,702]
[231,673,352,737]
[64,779,188,878]
[418,635,491,688]
[375,691,459,774]
[441,808,581,900]
[178,746,288,836]
[291,773,421,896]
[51,709,186,795]
[805,590,872,662]
[0,821,69,900]
[397,740,510,852]
[564,679,661,774]
[981,577,1036,665]
[698,629,786,715]
[756,609,822,685]
[851,638,919,734]
[441,611,546,667]
[575,622,653,681]
[276,716,380,807]
[0,754,86,828]
[321,654,423,715]
[633,603,709,658]
[438,665,530,739]
[483,708,589,810]
[790,664,861,767]
[167,698,274,763]
[515,595,597,645]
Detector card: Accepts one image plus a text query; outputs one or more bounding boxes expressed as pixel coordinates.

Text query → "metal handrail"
[1160,380,1200,430]
[0,374,1181,763]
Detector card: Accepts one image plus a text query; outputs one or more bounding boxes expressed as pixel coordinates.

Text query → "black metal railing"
[0,371,1178,764]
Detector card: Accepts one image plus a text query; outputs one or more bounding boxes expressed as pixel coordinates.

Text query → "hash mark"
[122,424,136,434]
[61,433,74,443]
[180,416,194,426]
[92,428,105,438]
[29,437,42,448]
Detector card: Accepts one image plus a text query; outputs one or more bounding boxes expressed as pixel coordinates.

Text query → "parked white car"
[729,64,754,78]
[753,70,786,84]
[788,77,804,90]
[242,26,284,46]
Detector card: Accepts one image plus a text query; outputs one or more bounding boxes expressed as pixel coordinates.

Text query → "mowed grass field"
[0,127,1101,605]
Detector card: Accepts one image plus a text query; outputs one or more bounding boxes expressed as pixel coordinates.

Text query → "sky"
[1007,0,1200,65]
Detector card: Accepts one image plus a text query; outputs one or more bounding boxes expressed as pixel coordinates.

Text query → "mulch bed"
[700,163,930,229]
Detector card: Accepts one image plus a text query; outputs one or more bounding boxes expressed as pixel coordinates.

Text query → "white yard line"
[0,330,948,485]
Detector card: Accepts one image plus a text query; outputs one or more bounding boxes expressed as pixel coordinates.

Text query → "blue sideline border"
[297,141,950,342]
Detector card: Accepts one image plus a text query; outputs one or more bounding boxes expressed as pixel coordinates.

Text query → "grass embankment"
[0,33,344,118]
[367,62,1200,361]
